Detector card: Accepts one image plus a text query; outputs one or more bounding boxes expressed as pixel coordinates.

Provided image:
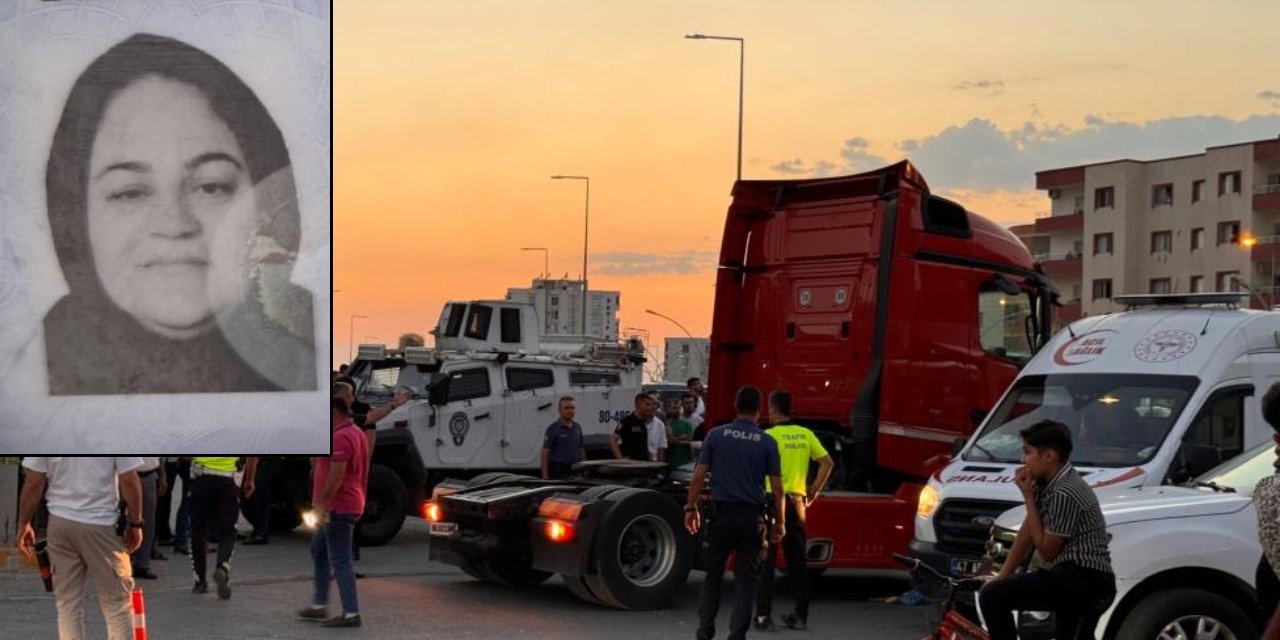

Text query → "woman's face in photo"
[87,75,253,339]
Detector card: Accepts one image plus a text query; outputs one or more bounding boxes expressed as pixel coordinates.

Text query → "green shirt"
[667,418,695,468]
[194,457,238,472]
[764,424,828,495]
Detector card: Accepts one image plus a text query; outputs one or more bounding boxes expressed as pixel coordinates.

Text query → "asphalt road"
[0,518,940,639]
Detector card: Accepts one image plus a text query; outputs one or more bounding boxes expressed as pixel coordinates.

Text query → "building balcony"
[1255,184,1280,212]
[1036,252,1083,280]
[1033,211,1084,233]
[1251,236,1280,263]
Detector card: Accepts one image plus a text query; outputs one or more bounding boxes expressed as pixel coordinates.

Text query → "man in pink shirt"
[298,398,370,628]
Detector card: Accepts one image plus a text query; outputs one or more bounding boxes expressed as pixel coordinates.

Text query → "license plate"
[949,556,981,575]
[429,522,458,538]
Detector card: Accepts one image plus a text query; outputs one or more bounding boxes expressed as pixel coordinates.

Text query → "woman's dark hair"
[735,385,762,415]
[46,32,299,302]
[1263,383,1280,433]
[1020,420,1074,461]
[769,390,793,417]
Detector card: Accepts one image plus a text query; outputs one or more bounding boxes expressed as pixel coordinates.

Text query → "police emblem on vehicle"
[1134,329,1197,363]
[449,412,470,446]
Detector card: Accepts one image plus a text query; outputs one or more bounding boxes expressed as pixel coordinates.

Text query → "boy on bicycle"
[978,420,1116,640]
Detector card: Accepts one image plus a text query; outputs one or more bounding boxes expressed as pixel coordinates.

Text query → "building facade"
[662,337,709,384]
[505,278,620,339]
[1013,136,1280,321]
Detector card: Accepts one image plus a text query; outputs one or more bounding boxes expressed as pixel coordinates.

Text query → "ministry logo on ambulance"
[1134,329,1198,363]
[1052,330,1117,366]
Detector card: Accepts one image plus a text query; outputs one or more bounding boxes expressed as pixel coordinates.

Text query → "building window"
[1190,275,1204,293]
[1218,171,1242,196]
[1149,278,1172,294]
[1071,284,1083,300]
[1217,221,1241,245]
[1094,186,1115,209]
[550,296,559,306]
[1191,227,1205,251]
[1073,195,1084,214]
[1092,279,1113,301]
[1093,233,1114,255]
[1151,183,1173,207]
[1216,271,1241,292]
[1192,179,1205,203]
[1150,230,1172,254]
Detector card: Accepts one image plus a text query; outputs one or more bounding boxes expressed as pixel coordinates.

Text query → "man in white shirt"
[645,392,668,462]
[18,457,144,640]
[688,377,707,423]
[130,457,165,579]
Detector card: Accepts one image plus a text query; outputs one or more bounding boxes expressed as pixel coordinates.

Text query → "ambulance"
[911,292,1280,577]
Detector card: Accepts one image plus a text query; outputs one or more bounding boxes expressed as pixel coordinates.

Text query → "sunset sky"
[334,0,1280,375]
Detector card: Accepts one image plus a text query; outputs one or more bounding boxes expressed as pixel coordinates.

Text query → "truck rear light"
[537,497,584,521]
[424,501,441,523]
[545,519,575,543]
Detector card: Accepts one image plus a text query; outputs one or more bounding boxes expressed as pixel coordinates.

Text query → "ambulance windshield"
[968,373,1200,467]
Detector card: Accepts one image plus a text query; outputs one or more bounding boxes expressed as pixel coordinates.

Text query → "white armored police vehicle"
[338,298,646,545]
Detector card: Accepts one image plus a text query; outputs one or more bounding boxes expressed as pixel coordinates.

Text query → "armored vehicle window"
[570,371,621,386]
[465,305,493,340]
[500,307,521,343]
[444,303,467,337]
[507,367,554,391]
[447,368,491,402]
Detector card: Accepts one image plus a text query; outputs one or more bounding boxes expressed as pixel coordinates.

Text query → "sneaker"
[754,615,775,631]
[214,564,231,600]
[297,605,328,621]
[192,581,208,594]
[781,613,807,631]
[322,613,362,628]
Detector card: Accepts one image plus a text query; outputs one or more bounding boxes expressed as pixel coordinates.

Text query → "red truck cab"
[706,161,1052,569]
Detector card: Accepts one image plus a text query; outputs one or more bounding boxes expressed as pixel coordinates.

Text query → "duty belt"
[192,465,236,479]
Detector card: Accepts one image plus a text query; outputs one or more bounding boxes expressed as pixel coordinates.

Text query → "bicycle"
[892,552,990,640]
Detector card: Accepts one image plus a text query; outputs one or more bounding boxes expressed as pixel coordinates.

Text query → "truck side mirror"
[1170,441,1221,484]
[427,373,450,406]
[969,408,988,426]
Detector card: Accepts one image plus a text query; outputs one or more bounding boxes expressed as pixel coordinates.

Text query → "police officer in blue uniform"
[685,386,784,640]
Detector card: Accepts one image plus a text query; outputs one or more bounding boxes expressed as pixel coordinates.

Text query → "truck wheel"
[583,488,693,610]
[356,464,406,547]
[563,485,626,606]
[563,574,601,605]
[1116,588,1257,640]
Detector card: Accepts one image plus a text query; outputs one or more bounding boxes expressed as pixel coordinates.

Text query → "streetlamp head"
[685,33,706,39]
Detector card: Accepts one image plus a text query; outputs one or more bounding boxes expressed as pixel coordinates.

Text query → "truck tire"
[1115,588,1258,640]
[356,464,406,547]
[562,485,627,606]
[583,488,693,610]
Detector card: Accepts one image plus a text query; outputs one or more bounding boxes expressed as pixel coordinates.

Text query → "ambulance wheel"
[356,464,406,547]
[1117,588,1255,640]
[584,488,693,610]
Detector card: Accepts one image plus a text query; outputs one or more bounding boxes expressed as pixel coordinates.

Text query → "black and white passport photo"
[0,1,331,453]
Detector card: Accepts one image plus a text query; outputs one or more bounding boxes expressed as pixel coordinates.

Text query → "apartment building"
[505,278,621,339]
[1012,136,1280,322]
[662,337,709,383]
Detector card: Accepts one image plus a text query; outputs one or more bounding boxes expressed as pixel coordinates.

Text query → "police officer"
[189,457,257,599]
[754,390,835,631]
[686,386,784,640]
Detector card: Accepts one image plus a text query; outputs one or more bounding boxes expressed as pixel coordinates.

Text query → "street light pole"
[685,33,745,182]
[646,308,702,382]
[349,314,367,364]
[552,175,590,337]
[520,247,549,278]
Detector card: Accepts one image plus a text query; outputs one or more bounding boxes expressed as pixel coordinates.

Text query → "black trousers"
[1259,556,1280,625]
[189,475,239,583]
[249,457,279,539]
[698,502,767,640]
[548,462,574,479]
[978,562,1116,640]
[756,498,810,620]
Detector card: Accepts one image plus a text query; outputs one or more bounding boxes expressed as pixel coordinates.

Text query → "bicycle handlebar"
[892,552,965,584]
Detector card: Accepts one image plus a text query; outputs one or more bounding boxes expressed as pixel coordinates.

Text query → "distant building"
[1014,136,1280,321]
[663,337,708,383]
[506,278,620,340]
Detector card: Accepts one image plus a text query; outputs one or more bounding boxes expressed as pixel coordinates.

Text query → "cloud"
[840,137,889,172]
[901,113,1280,192]
[952,79,1005,92]
[1260,90,1280,105]
[770,158,808,175]
[593,251,718,276]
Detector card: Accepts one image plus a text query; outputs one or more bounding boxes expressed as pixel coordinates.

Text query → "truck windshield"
[967,373,1200,468]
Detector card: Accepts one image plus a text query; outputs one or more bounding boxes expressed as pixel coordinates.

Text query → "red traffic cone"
[131,588,147,640]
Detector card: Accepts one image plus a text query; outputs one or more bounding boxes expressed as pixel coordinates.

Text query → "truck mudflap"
[532,486,694,610]
[801,482,921,571]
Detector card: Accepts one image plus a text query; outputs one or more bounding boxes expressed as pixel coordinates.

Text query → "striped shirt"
[1033,464,1113,574]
